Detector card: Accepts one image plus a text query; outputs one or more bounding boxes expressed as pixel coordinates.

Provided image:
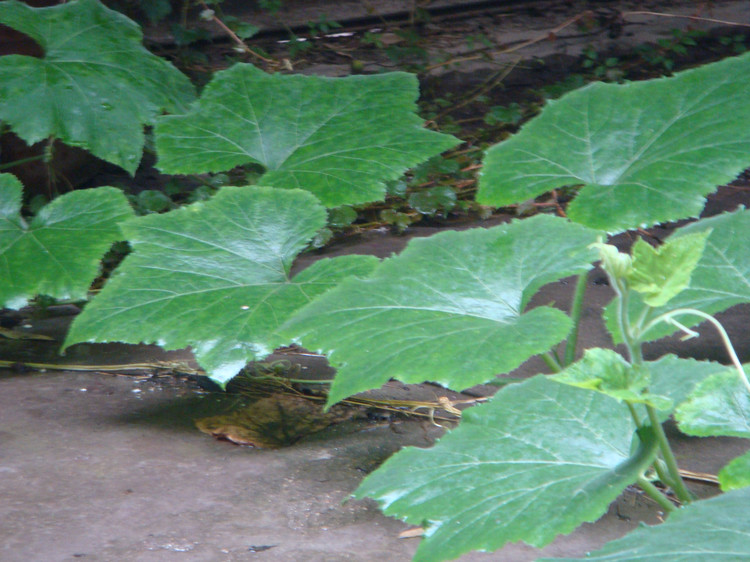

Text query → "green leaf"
[223,15,259,40]
[64,186,379,386]
[355,375,656,562]
[477,53,750,232]
[281,214,601,404]
[550,348,672,410]
[674,370,750,438]
[661,209,750,317]
[154,64,459,207]
[133,190,174,214]
[627,231,709,307]
[327,206,357,228]
[647,355,732,422]
[0,0,195,175]
[544,486,750,561]
[484,103,523,126]
[719,451,750,491]
[407,185,456,215]
[0,173,134,309]
[607,210,750,343]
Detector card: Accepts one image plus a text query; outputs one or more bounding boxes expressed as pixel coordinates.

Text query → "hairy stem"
[626,401,643,428]
[653,458,679,490]
[625,399,676,490]
[541,352,562,373]
[646,404,693,504]
[563,271,589,366]
[637,475,677,513]
[614,284,688,502]
[624,340,686,499]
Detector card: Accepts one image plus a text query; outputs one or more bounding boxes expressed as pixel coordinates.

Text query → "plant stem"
[200,1,276,65]
[653,458,679,490]
[626,401,643,428]
[253,375,333,385]
[0,155,45,171]
[625,354,685,498]
[645,404,693,504]
[647,308,750,394]
[636,475,676,513]
[0,358,202,375]
[541,352,562,373]
[613,283,690,502]
[563,271,588,366]
[625,399,676,490]
[617,280,639,363]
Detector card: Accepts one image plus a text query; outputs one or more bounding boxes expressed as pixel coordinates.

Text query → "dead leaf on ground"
[195,394,354,448]
[399,527,425,539]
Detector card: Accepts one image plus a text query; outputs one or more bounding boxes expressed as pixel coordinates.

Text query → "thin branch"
[622,11,750,28]
[200,2,276,65]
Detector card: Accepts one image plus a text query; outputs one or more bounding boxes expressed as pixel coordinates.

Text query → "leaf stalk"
[563,271,588,366]
[645,404,693,504]
[646,308,750,394]
[636,475,677,513]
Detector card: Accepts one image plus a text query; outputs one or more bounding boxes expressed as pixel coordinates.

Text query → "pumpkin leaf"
[154,64,459,207]
[478,52,750,232]
[281,214,600,404]
[646,355,734,423]
[718,451,750,492]
[0,173,133,309]
[0,0,195,174]
[675,369,750,439]
[64,186,379,386]
[355,375,656,562]
[627,230,709,307]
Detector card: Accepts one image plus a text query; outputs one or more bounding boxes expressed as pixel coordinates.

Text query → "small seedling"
[581,46,623,80]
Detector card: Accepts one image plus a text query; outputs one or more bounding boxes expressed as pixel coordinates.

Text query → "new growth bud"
[589,239,632,288]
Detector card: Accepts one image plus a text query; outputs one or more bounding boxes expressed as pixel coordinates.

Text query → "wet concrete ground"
[0,367,685,562]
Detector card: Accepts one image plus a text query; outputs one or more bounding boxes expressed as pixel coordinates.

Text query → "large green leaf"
[647,355,733,423]
[154,64,459,207]
[0,173,133,309]
[675,370,750,438]
[64,186,379,386]
[281,214,601,404]
[477,53,750,232]
[666,363,750,492]
[607,210,750,344]
[0,0,195,174]
[355,375,656,562]
[544,486,750,561]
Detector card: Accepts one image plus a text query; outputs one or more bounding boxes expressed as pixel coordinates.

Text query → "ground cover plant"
[1,1,749,560]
